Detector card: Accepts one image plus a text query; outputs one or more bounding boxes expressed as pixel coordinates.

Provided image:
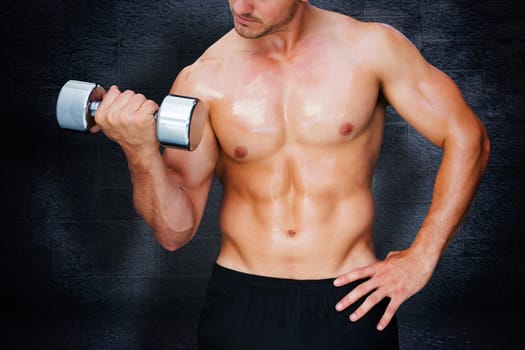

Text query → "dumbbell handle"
[87,100,159,120]
[89,101,100,118]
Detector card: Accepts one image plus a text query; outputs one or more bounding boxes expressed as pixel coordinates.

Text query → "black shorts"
[198,264,399,350]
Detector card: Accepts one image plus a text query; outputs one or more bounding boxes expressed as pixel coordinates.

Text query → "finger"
[109,89,136,115]
[88,125,101,134]
[335,278,377,312]
[99,90,136,129]
[124,93,147,114]
[348,289,387,322]
[97,85,120,113]
[137,99,159,119]
[333,265,376,287]
[376,299,401,331]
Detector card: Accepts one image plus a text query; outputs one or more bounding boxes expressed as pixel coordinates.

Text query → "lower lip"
[235,14,257,26]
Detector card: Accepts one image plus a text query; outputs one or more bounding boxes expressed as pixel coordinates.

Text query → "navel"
[234,146,248,159]
[339,122,354,137]
[287,229,297,237]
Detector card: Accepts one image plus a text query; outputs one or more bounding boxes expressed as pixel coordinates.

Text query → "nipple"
[234,146,248,159]
[339,122,354,137]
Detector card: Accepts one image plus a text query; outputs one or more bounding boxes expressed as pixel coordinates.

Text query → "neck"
[241,3,314,57]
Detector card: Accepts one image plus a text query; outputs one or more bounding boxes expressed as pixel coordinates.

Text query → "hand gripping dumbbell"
[56,80,206,151]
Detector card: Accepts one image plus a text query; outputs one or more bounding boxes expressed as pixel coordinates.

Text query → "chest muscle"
[210,54,380,162]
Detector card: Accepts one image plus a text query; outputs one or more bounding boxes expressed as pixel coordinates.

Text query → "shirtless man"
[93,1,490,348]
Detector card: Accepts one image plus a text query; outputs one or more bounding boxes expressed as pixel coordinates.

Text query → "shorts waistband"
[208,263,358,296]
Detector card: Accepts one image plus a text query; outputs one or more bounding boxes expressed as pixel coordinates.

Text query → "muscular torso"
[187,14,387,279]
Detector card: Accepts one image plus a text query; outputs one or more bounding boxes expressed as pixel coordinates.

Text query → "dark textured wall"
[2,1,524,349]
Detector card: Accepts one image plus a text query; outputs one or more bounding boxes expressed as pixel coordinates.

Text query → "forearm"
[126,147,197,251]
[409,122,490,269]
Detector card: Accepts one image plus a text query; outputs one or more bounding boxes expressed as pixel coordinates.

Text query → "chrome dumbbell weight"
[56,80,206,151]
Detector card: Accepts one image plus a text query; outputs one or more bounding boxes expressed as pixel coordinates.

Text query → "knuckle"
[367,293,380,305]
[393,286,407,299]
[134,93,146,104]
[144,99,158,110]
[358,282,374,296]
[105,109,117,122]
[383,310,394,322]
[105,89,119,99]
[391,299,403,310]
[337,275,348,285]
[352,287,365,299]
[344,293,354,304]
[148,99,159,108]
[346,291,360,305]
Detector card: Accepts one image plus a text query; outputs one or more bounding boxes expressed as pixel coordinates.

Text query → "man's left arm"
[334,24,491,330]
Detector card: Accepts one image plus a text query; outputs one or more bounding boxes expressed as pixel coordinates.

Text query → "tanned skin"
[93,0,490,331]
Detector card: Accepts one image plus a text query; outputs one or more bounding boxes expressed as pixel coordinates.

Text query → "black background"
[2,1,524,349]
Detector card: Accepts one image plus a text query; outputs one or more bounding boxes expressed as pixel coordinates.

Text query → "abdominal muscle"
[215,157,378,279]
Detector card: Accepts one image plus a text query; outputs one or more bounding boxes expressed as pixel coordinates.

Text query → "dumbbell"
[56,80,206,151]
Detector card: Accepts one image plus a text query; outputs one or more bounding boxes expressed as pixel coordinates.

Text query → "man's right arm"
[126,65,219,251]
[96,64,218,250]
